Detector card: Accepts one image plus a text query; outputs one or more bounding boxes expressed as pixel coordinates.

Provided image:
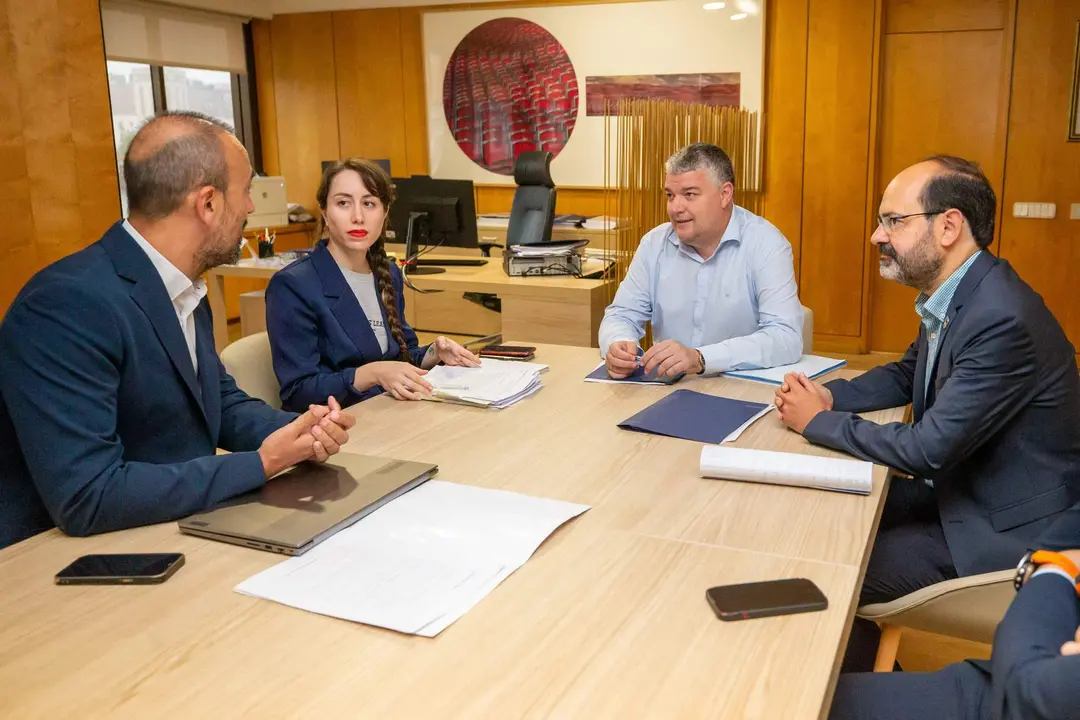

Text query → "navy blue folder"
[585,363,684,385]
[617,390,769,444]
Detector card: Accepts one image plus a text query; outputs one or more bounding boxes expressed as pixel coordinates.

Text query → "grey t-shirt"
[339,265,389,354]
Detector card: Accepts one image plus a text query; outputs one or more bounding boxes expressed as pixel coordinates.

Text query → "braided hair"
[315,158,410,362]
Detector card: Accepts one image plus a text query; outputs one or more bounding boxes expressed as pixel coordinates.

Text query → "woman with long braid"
[265,158,479,411]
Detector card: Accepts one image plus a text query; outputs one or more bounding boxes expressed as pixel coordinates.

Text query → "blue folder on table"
[584,363,684,385]
[617,390,769,444]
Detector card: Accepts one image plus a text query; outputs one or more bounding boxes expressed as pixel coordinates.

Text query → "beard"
[878,227,943,291]
[194,209,245,276]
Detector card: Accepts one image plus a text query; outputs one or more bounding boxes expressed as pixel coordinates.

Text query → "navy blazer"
[990,570,1080,720]
[265,241,428,412]
[805,252,1080,576]
[0,222,294,549]
[831,554,1080,720]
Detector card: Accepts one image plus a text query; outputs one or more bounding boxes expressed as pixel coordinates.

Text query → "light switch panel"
[1014,203,1058,219]
[1071,203,1080,220]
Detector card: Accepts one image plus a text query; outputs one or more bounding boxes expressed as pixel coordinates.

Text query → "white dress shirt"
[1033,565,1078,586]
[598,205,804,373]
[124,220,207,374]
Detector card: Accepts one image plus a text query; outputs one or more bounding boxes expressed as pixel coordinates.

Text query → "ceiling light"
[702,2,725,9]
[730,12,748,20]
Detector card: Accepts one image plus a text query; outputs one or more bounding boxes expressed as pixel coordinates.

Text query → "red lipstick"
[347,229,368,239]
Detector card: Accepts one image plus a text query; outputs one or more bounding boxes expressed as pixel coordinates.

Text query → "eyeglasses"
[877,211,943,233]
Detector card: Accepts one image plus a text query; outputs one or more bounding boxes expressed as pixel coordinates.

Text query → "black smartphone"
[706,578,827,621]
[479,345,537,359]
[55,553,185,585]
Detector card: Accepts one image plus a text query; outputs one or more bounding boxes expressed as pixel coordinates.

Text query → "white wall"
[423,0,764,186]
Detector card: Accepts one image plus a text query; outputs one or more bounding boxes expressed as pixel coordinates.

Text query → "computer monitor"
[388,176,478,275]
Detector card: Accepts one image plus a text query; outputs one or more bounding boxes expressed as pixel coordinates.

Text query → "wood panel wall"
[997,0,1080,350]
[262,12,341,216]
[868,0,1011,352]
[761,0,809,278]
[0,0,120,316]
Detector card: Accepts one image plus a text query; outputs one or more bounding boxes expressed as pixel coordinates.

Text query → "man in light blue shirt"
[599,143,803,379]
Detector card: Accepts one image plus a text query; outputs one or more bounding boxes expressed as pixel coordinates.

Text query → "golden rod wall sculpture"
[601,98,762,304]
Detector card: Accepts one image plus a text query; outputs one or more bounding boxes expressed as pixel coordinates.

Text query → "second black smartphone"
[55,553,185,585]
[479,345,537,359]
[705,577,828,621]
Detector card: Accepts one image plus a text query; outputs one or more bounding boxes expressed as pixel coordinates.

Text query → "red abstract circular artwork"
[443,18,579,176]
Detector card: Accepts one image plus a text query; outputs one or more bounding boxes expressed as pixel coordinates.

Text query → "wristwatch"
[695,349,706,375]
[1013,549,1080,593]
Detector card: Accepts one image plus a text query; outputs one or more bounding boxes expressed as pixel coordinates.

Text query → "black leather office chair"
[505,151,556,248]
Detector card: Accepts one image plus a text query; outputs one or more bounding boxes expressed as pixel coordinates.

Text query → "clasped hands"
[258,396,357,478]
[774,372,834,434]
[605,339,703,379]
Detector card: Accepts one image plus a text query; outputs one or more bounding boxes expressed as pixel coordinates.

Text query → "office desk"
[206,256,614,353]
[217,222,317,320]
[0,345,904,719]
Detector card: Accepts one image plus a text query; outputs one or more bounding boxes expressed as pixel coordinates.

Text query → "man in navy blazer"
[829,506,1080,720]
[775,157,1080,666]
[0,111,355,549]
[777,157,1080,592]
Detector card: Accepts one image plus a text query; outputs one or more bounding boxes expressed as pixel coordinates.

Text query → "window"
[163,67,235,129]
[107,61,155,215]
[105,62,257,216]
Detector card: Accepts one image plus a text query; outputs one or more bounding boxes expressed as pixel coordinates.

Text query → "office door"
[868,0,1011,352]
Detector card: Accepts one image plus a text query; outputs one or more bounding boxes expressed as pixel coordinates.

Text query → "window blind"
[101,0,248,74]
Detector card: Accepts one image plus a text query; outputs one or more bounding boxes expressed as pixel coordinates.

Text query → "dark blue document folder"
[617,390,769,444]
[585,363,684,385]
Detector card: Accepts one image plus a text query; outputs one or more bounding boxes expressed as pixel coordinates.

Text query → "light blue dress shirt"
[914,250,982,396]
[598,205,804,374]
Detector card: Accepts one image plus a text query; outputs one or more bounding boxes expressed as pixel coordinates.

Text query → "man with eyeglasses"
[773,156,1080,671]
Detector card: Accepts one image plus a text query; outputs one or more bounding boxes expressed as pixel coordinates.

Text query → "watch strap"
[1015,550,1080,595]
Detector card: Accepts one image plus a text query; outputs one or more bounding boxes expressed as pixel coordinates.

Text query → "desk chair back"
[506,151,556,247]
[220,331,281,409]
[857,569,1014,671]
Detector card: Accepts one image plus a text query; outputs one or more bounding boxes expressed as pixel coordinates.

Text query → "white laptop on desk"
[178,453,437,555]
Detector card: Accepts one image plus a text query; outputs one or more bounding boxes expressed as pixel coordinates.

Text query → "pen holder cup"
[258,241,274,258]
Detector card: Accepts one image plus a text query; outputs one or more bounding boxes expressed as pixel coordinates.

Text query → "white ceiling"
[271,0,505,11]
[155,0,506,19]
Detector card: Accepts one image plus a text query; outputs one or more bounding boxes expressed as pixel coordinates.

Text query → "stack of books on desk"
[423,359,547,409]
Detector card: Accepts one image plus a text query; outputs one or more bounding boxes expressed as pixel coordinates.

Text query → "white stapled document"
[235,481,589,636]
[722,405,775,443]
[700,446,873,494]
[423,358,547,408]
[723,355,847,385]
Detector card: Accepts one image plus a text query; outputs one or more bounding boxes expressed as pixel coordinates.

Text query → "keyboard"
[413,258,488,267]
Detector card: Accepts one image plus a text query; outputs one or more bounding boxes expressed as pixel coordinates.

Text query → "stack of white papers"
[424,358,547,408]
[477,213,511,228]
[235,481,590,636]
[723,355,846,385]
[508,240,589,258]
[581,215,618,231]
[699,446,874,494]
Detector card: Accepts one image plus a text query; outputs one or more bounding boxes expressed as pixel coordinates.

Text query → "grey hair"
[124,110,236,220]
[665,142,735,189]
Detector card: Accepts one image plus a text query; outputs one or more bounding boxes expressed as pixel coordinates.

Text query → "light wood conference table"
[0,345,905,719]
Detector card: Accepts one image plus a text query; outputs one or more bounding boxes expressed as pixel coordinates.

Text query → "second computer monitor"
[389,176,477,250]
